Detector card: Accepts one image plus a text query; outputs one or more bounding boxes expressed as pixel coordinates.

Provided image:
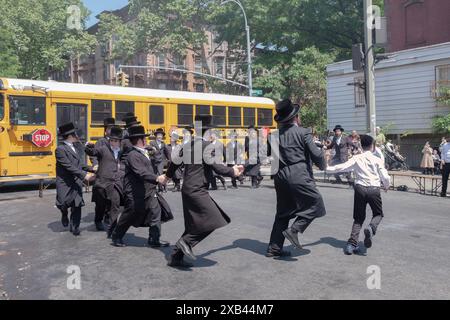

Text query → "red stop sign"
[31,129,53,148]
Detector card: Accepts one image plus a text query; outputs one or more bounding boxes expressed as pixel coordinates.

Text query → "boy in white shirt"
[326,135,390,255]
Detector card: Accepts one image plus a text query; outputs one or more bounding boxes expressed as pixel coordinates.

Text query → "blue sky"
[83,0,129,27]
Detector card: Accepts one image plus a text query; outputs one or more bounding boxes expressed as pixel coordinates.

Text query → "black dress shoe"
[148,239,170,248]
[364,227,373,249]
[61,214,69,228]
[282,228,302,249]
[167,258,193,268]
[111,238,126,247]
[265,250,291,258]
[176,239,196,260]
[72,227,81,236]
[95,222,105,231]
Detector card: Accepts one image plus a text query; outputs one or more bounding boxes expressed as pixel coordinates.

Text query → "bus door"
[147,103,167,142]
[6,93,54,177]
[56,103,88,163]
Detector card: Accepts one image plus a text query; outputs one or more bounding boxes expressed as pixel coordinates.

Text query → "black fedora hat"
[58,122,77,136]
[333,125,345,132]
[107,126,123,140]
[123,116,141,129]
[274,99,300,123]
[126,125,150,139]
[154,128,166,137]
[103,117,116,128]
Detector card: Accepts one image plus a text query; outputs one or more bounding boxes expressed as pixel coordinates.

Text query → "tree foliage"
[0,0,97,79]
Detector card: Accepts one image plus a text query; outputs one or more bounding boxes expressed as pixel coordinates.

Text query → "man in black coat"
[85,126,124,237]
[55,123,95,236]
[149,128,171,193]
[325,125,353,185]
[226,130,245,189]
[120,114,141,165]
[207,129,227,190]
[90,117,116,229]
[163,115,244,268]
[267,99,327,257]
[166,131,183,192]
[245,125,264,188]
[111,125,169,248]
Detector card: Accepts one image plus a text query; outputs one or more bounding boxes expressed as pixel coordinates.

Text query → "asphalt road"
[0,181,449,300]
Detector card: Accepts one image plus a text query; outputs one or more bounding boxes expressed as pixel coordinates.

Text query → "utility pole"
[364,0,377,137]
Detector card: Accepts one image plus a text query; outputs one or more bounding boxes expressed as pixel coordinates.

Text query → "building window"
[172,55,185,69]
[354,77,366,108]
[405,1,425,46]
[149,105,164,124]
[195,83,205,93]
[213,106,226,126]
[158,53,166,68]
[103,64,110,82]
[0,93,4,121]
[116,101,135,122]
[92,100,112,125]
[196,105,210,116]
[195,56,202,73]
[215,57,224,77]
[258,108,273,126]
[228,107,241,126]
[9,96,46,125]
[226,59,236,77]
[178,104,193,125]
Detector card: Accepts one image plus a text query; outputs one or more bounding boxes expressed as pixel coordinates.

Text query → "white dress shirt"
[327,151,390,188]
[64,141,77,154]
[133,146,150,160]
[441,143,450,163]
[112,147,120,160]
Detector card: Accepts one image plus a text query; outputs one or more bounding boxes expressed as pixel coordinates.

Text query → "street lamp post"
[221,0,253,96]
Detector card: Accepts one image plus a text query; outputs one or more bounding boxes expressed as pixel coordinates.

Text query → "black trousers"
[61,206,82,229]
[208,175,225,189]
[94,187,121,225]
[112,196,161,241]
[348,185,384,246]
[172,230,214,260]
[441,163,450,196]
[268,216,313,253]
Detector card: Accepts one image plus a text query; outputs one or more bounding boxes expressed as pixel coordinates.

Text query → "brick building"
[386,0,450,53]
[51,5,248,93]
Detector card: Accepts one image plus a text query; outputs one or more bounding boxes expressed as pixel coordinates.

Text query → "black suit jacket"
[55,143,90,209]
[149,140,170,164]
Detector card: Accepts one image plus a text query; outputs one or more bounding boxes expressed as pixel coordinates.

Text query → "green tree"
[0,31,21,77]
[432,115,450,135]
[1,0,97,79]
[254,47,336,132]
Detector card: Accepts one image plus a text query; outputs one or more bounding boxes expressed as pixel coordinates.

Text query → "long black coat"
[167,143,184,180]
[226,140,245,165]
[270,124,326,220]
[327,135,352,164]
[122,148,160,227]
[244,135,261,176]
[55,143,90,210]
[85,143,124,203]
[166,138,235,234]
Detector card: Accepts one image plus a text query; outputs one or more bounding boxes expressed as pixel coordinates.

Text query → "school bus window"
[258,108,273,126]
[243,107,256,126]
[9,96,46,125]
[196,105,210,116]
[228,106,241,126]
[212,106,226,126]
[0,94,4,121]
[92,100,112,125]
[178,104,193,125]
[116,101,135,122]
[149,105,164,124]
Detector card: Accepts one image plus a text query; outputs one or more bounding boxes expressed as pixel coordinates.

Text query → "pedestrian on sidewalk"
[326,135,390,255]
[420,142,434,175]
[440,138,450,197]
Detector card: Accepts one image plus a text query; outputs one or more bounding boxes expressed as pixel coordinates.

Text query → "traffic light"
[116,72,130,87]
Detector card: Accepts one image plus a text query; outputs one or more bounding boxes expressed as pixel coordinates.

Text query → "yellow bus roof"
[1,78,275,106]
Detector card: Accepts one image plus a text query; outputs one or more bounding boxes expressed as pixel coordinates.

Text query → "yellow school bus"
[0,78,276,181]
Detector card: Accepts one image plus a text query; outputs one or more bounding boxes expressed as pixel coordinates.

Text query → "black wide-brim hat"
[58,122,78,136]
[103,117,116,128]
[123,115,141,128]
[274,99,300,123]
[154,128,166,137]
[126,125,150,139]
[107,126,123,140]
[333,125,345,132]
